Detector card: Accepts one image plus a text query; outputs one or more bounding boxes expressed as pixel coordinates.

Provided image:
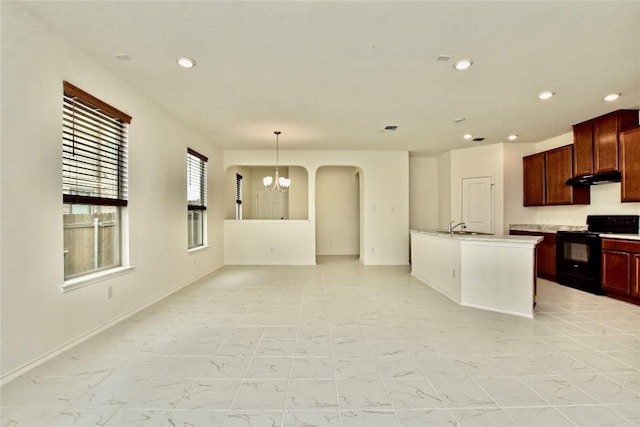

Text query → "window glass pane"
[63,205,120,279]
[188,210,204,248]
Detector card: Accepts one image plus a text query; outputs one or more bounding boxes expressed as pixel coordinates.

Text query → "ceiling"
[17,1,640,156]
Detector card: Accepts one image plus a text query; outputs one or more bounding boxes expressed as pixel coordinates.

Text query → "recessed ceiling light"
[114,53,131,61]
[454,59,473,70]
[472,137,485,142]
[538,91,555,100]
[436,55,452,62]
[508,134,519,141]
[604,93,621,102]
[463,133,473,140]
[176,56,196,68]
[453,117,466,123]
[384,125,398,132]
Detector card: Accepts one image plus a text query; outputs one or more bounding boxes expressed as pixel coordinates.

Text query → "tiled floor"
[2,256,639,426]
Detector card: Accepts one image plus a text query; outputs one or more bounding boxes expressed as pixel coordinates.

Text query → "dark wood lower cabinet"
[602,238,640,305]
[510,231,556,281]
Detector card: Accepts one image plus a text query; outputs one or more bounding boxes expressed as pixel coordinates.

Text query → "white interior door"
[256,190,284,219]
[461,176,493,234]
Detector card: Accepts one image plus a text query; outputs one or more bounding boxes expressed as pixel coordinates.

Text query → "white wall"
[316,166,360,255]
[224,150,409,265]
[409,157,439,231]
[438,152,452,230]
[0,2,224,380]
[450,144,505,234]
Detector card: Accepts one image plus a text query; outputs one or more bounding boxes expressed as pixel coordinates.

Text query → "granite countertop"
[410,229,543,246]
[600,233,640,241]
[510,224,640,241]
[509,224,587,233]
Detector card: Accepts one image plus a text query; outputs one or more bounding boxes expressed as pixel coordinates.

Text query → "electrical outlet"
[106,285,113,299]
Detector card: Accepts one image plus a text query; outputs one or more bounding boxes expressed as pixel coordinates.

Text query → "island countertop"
[410,229,543,246]
[410,230,541,318]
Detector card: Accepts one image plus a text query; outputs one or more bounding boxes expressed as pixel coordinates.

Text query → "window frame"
[235,173,243,220]
[187,148,208,249]
[62,81,131,283]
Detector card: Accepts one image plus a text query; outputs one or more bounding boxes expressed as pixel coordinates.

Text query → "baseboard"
[0,266,222,386]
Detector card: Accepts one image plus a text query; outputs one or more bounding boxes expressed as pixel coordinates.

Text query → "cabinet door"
[602,250,631,295]
[573,120,594,176]
[523,153,545,206]
[621,127,640,202]
[537,241,557,281]
[594,112,620,173]
[545,145,575,205]
[633,254,640,297]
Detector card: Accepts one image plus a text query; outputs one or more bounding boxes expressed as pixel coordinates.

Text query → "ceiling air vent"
[472,137,485,142]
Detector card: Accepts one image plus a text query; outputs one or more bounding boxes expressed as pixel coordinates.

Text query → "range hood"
[566,170,621,186]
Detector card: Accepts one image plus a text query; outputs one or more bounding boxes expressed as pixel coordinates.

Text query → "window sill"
[188,245,209,254]
[61,266,134,293]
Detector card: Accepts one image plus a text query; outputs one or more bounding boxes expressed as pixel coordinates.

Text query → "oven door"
[556,232,603,294]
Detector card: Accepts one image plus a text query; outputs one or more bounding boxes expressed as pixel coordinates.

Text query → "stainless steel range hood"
[566,171,622,186]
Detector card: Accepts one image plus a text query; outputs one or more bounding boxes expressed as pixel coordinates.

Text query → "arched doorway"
[315,166,361,262]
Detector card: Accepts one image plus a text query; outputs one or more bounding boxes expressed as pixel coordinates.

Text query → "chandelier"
[263,131,290,192]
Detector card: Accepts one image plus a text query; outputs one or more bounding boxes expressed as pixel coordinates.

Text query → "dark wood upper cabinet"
[620,127,640,202]
[573,109,638,176]
[523,152,545,206]
[545,145,589,205]
[594,112,622,173]
[572,120,594,176]
[523,145,589,207]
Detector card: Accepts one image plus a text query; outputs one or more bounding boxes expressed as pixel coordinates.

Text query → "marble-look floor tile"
[337,379,393,410]
[396,409,459,426]
[521,375,598,406]
[2,263,639,427]
[166,410,227,426]
[1,375,104,408]
[383,378,445,409]
[111,355,208,379]
[339,410,400,427]
[222,410,282,427]
[428,376,497,409]
[176,379,241,410]
[245,357,292,380]
[503,407,575,427]
[231,380,288,411]
[568,374,640,404]
[474,377,548,407]
[282,410,341,427]
[104,409,171,426]
[290,357,334,380]
[558,405,635,427]
[285,380,338,410]
[76,377,193,410]
[449,408,515,427]
[198,357,251,379]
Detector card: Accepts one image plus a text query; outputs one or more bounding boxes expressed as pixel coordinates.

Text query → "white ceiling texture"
[17,1,640,156]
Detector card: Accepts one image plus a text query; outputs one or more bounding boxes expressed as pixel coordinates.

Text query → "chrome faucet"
[448,221,467,233]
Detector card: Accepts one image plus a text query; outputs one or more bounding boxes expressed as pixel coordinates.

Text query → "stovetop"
[559,215,640,236]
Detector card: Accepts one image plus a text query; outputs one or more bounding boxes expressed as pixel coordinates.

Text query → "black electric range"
[556,215,639,295]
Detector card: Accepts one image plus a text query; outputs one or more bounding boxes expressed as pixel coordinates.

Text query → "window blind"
[236,173,243,205]
[187,148,208,210]
[62,81,130,206]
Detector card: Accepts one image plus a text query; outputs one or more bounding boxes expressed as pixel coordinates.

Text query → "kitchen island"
[410,230,543,318]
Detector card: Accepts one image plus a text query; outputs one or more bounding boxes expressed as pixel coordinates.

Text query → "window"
[187,148,207,248]
[62,81,131,280]
[235,173,243,220]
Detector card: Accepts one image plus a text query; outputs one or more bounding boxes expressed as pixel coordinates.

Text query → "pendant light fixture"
[263,131,290,192]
